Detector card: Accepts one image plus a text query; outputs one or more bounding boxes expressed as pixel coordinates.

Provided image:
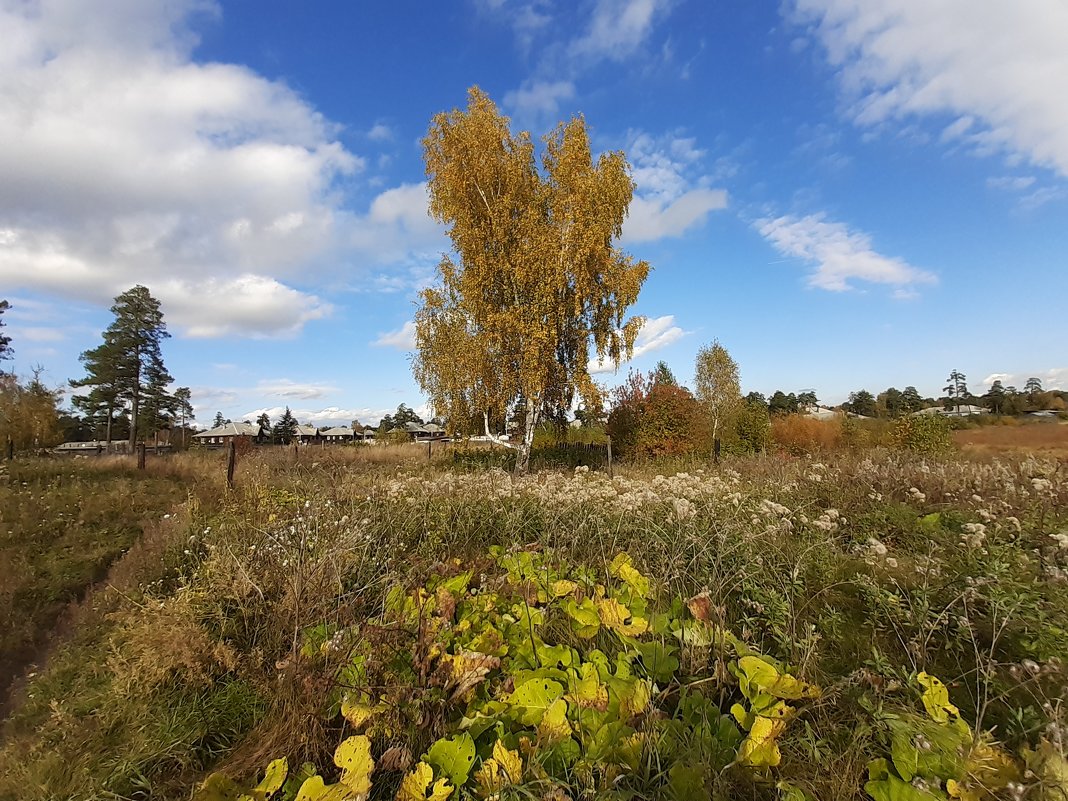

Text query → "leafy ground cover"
[0,448,1066,800]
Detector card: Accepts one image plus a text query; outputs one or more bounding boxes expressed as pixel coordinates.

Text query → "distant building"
[294,425,320,444]
[320,426,355,443]
[800,404,841,420]
[192,421,267,447]
[389,421,449,441]
[910,404,987,418]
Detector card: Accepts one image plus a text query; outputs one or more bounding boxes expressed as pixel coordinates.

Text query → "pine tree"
[943,370,968,414]
[73,286,172,450]
[173,387,194,448]
[273,406,298,444]
[71,341,124,447]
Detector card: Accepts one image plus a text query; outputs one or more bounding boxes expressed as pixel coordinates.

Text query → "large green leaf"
[506,677,565,726]
[425,733,477,788]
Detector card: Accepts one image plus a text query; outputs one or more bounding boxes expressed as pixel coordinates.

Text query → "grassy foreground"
[0,447,1065,800]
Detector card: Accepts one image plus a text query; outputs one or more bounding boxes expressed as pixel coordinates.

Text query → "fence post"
[427,440,432,461]
[6,438,12,461]
[606,436,613,479]
[137,442,146,470]
[227,441,236,489]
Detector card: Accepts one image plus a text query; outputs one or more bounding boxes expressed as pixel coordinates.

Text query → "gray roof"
[320,426,354,436]
[194,421,262,438]
[295,425,319,436]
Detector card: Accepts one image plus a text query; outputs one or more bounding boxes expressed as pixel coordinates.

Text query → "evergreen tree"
[256,412,271,438]
[744,391,768,409]
[901,386,924,414]
[943,369,968,414]
[173,387,194,448]
[212,412,226,428]
[985,380,1007,415]
[1024,377,1043,398]
[392,403,424,427]
[879,387,905,418]
[72,286,172,450]
[845,389,877,417]
[768,390,798,416]
[71,341,124,447]
[652,361,677,387]
[273,406,298,444]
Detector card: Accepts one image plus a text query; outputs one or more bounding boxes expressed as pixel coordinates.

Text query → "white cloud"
[7,326,65,343]
[158,275,331,338]
[0,0,362,337]
[254,379,339,400]
[504,80,576,118]
[373,321,418,349]
[591,314,685,374]
[987,175,1037,192]
[623,189,728,243]
[981,369,1068,392]
[348,182,445,265]
[367,123,393,141]
[757,213,937,293]
[571,0,671,63]
[620,131,728,243]
[240,405,395,427]
[791,0,1068,177]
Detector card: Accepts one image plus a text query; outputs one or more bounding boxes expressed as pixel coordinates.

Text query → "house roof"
[194,421,262,438]
[295,425,319,436]
[320,426,354,436]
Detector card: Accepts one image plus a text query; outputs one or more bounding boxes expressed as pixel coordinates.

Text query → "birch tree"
[693,340,740,461]
[414,87,650,474]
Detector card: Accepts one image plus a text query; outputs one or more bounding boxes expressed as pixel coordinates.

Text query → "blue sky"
[2,0,1066,427]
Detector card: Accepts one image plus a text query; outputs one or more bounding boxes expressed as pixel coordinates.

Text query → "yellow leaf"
[567,662,608,711]
[493,740,523,783]
[610,554,651,597]
[295,777,355,801]
[737,656,820,701]
[737,715,785,768]
[334,736,373,798]
[595,597,648,636]
[443,650,501,702]
[537,698,571,743]
[619,678,652,718]
[397,762,453,801]
[550,580,577,598]
[475,741,524,797]
[340,697,378,730]
[917,672,959,723]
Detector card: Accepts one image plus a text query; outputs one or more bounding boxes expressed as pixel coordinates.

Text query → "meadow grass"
[0,446,1065,800]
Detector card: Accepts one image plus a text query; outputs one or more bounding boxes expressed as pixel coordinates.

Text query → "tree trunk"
[514,405,540,476]
[105,402,113,452]
[483,410,516,450]
[129,392,139,452]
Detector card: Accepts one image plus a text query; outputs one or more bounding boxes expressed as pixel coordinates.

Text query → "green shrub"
[892,415,953,453]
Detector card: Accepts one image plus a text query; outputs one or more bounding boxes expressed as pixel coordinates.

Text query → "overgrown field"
[0,448,1066,801]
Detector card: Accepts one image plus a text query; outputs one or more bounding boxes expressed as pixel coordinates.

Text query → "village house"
[192,421,267,448]
[294,424,320,445]
[320,426,355,443]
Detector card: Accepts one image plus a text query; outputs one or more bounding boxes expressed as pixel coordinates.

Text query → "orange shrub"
[771,414,842,455]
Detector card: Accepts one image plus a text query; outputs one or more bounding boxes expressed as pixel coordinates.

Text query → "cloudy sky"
[2,0,1066,426]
